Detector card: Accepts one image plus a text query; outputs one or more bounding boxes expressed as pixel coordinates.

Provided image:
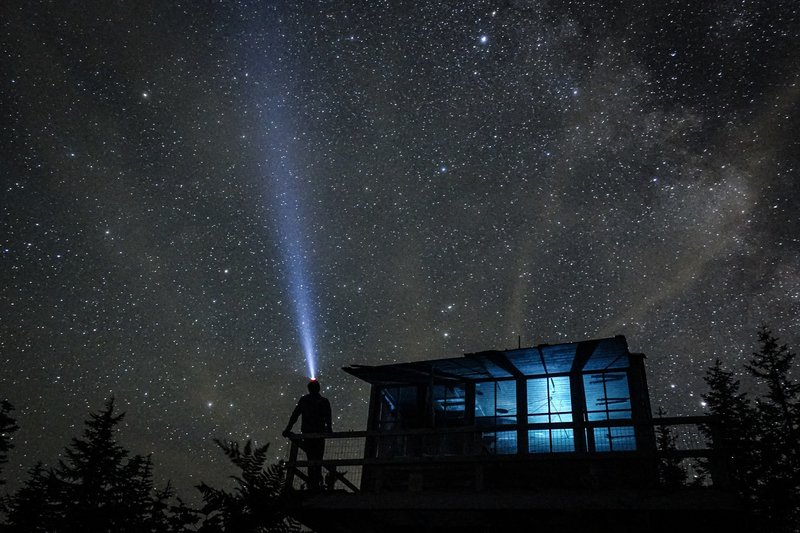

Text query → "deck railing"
[284,415,721,493]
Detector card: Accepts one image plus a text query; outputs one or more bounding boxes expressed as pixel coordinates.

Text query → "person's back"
[283,379,332,491]
[295,391,331,434]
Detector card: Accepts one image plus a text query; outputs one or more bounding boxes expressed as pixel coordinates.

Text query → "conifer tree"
[745,327,800,532]
[5,462,63,532]
[655,408,686,488]
[6,398,196,533]
[700,358,760,502]
[702,329,800,532]
[54,397,134,530]
[745,326,800,458]
[0,400,19,487]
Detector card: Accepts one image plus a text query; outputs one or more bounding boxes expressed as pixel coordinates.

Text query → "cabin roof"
[342,335,638,385]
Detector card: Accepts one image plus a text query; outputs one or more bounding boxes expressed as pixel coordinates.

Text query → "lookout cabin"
[284,335,747,532]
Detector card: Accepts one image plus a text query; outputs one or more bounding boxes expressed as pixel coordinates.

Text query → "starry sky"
[2,0,799,499]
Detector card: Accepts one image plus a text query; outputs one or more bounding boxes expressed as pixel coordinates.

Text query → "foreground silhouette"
[1,326,797,532]
[283,379,332,492]
[701,326,800,533]
[0,400,18,488]
[5,398,196,532]
[196,440,299,533]
[2,398,301,532]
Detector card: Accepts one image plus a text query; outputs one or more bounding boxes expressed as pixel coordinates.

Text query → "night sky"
[2,1,799,499]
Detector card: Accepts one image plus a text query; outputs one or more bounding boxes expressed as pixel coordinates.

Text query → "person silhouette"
[283,379,332,491]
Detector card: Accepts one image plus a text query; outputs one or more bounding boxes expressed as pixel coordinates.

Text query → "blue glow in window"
[528,430,550,453]
[494,431,517,454]
[475,381,517,454]
[584,372,631,421]
[475,380,516,425]
[527,376,572,424]
[593,426,636,452]
[528,429,575,453]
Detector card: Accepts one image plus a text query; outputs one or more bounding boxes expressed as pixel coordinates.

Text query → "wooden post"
[285,438,299,490]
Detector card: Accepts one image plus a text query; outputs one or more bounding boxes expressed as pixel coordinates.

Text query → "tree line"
[651,326,799,533]
[697,326,800,533]
[1,326,798,532]
[0,398,299,532]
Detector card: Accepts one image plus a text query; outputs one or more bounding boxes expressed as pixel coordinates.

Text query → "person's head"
[307,379,321,394]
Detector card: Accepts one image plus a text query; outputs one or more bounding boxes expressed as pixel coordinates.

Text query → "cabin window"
[475,380,517,454]
[584,372,635,451]
[378,386,419,430]
[528,428,575,453]
[475,380,517,424]
[584,372,632,421]
[527,376,572,423]
[432,384,466,422]
[593,426,636,452]
[527,376,574,453]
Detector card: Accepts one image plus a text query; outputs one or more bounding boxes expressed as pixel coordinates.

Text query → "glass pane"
[609,426,636,451]
[528,429,575,453]
[475,381,518,455]
[506,348,545,375]
[432,384,466,421]
[551,429,575,452]
[593,427,612,452]
[494,431,517,454]
[548,376,572,422]
[496,380,517,417]
[475,380,517,424]
[584,372,631,420]
[478,430,518,455]
[379,386,418,429]
[528,377,572,422]
[475,381,495,420]
[608,410,632,420]
[527,378,549,415]
[528,413,549,425]
[593,426,636,452]
[528,430,550,453]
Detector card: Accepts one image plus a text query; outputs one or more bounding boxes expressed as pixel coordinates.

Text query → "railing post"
[285,438,299,490]
[707,417,731,489]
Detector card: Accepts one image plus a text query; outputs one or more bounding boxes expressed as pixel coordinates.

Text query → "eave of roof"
[342,335,635,385]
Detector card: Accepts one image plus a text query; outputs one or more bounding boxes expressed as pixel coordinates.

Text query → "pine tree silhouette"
[0,400,19,487]
[5,462,63,532]
[6,398,197,533]
[655,408,687,488]
[702,329,800,533]
[700,358,760,501]
[745,327,800,532]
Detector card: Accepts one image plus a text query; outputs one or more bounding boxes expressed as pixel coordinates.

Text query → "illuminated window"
[529,428,575,453]
[527,377,574,453]
[584,372,636,451]
[475,380,517,454]
[527,377,572,423]
[593,426,636,452]
[584,372,631,421]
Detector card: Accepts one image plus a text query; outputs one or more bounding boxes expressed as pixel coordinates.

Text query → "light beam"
[265,103,318,379]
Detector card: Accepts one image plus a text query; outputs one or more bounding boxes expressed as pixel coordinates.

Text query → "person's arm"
[283,400,302,437]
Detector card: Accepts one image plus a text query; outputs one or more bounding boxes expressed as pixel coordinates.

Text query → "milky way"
[2,1,798,499]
